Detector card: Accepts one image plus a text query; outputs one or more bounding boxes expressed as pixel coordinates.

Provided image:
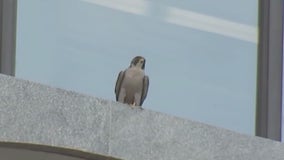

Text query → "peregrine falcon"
[115,56,149,108]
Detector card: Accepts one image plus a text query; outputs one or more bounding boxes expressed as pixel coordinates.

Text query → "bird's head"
[130,56,146,70]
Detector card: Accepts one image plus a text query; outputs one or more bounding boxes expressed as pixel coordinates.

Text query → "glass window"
[16,0,258,135]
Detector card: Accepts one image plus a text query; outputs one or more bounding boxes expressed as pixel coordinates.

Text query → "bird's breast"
[122,68,144,90]
[125,68,144,79]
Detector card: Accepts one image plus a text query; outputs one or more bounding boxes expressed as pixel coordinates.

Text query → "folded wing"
[115,71,125,101]
[140,75,149,106]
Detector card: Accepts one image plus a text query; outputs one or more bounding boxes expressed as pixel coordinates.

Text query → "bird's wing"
[140,75,149,106]
[115,71,125,101]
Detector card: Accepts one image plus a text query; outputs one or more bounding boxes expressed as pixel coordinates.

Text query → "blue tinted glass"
[16,0,258,135]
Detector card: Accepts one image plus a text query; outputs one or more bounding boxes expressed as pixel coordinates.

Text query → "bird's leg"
[129,102,136,109]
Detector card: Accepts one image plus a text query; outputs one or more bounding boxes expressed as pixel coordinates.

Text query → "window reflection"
[16,0,258,135]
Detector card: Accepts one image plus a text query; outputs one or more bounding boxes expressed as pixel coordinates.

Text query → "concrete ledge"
[0,74,283,160]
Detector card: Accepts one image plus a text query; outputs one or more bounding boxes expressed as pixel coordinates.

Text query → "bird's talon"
[130,103,135,109]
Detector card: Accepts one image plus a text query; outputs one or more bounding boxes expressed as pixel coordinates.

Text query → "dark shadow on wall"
[0,142,121,160]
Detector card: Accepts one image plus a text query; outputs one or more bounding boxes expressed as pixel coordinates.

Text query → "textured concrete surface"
[0,74,284,160]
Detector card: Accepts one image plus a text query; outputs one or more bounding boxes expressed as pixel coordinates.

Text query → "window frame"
[0,0,17,76]
[256,0,283,141]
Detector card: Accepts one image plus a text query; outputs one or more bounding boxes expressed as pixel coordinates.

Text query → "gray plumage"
[115,56,149,108]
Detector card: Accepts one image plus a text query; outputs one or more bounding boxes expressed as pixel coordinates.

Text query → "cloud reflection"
[81,0,257,43]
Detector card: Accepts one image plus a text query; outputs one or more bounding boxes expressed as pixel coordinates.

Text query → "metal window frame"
[0,0,17,76]
[256,0,283,141]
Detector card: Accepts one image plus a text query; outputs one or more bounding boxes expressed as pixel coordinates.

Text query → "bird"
[115,56,149,109]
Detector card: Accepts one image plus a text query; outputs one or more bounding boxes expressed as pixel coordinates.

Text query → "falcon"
[115,56,149,108]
